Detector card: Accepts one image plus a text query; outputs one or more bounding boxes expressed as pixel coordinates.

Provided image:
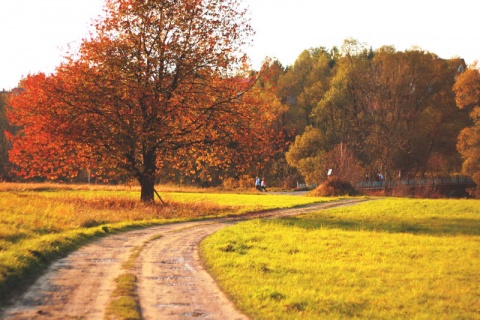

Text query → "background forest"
[1,39,479,197]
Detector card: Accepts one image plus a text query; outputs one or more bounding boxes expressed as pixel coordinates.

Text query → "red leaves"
[6,74,93,180]
[6,0,273,194]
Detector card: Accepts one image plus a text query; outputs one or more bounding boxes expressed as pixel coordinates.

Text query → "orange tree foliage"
[154,65,288,186]
[6,74,93,180]
[6,0,270,202]
[453,65,480,197]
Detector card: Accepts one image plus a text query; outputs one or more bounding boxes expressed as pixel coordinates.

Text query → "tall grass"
[201,198,480,319]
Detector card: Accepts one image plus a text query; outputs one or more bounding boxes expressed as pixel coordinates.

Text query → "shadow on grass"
[272,216,480,236]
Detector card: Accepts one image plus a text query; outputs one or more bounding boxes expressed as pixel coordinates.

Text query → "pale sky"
[1,0,479,90]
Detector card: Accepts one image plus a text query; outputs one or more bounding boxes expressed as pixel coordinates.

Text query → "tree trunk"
[140,175,155,202]
[139,148,157,202]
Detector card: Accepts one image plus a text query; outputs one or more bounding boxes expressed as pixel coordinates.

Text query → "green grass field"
[0,183,332,305]
[201,198,480,319]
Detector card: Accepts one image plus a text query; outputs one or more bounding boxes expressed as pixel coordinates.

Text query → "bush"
[310,177,360,197]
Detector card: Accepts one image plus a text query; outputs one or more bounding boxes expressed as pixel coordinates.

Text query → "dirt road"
[1,198,365,319]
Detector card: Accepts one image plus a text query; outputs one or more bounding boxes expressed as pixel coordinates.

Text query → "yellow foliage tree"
[453,64,480,197]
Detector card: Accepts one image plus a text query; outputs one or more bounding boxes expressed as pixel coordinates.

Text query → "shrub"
[310,177,360,197]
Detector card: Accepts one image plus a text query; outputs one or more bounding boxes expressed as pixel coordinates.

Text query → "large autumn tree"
[7,0,255,201]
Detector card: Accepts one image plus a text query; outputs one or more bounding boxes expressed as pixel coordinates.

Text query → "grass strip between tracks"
[104,234,163,320]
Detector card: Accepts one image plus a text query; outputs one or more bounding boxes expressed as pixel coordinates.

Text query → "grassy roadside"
[201,198,480,319]
[0,183,333,307]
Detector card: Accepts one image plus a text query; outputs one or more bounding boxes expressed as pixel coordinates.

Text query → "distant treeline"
[1,39,479,197]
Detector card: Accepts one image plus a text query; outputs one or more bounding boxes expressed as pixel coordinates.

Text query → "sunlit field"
[201,198,480,319]
[0,182,333,305]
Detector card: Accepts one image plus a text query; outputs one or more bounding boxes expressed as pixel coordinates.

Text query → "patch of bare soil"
[1,198,366,319]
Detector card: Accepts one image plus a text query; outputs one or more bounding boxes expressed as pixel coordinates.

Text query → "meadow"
[201,198,480,319]
[0,182,331,305]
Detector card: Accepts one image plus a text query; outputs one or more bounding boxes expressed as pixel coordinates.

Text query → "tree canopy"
[453,64,480,197]
[284,40,470,185]
[7,0,259,201]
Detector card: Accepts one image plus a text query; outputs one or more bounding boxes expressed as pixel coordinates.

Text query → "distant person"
[255,176,261,191]
[261,178,267,192]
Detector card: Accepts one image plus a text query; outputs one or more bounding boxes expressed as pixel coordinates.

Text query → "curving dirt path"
[1,198,366,319]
